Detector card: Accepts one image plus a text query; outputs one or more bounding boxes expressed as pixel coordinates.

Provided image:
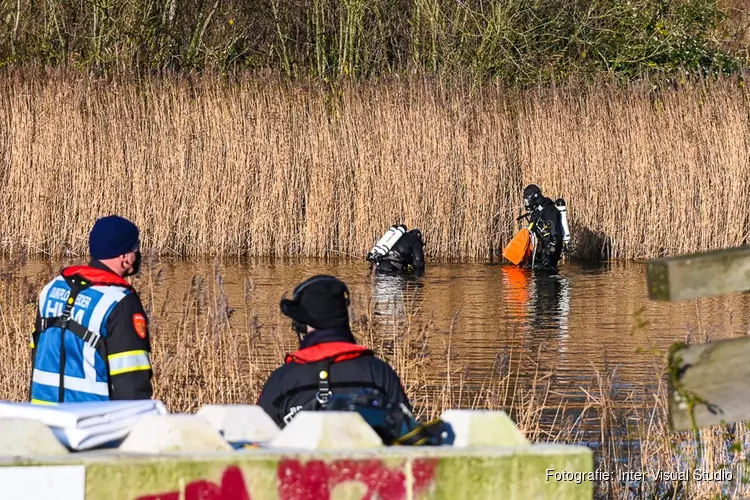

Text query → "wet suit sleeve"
[411,238,426,271]
[105,293,154,400]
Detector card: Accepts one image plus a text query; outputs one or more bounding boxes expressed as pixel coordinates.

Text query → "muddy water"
[133,258,750,412]
[17,257,750,434]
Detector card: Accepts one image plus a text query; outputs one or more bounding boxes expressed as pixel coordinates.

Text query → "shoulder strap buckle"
[39,318,102,351]
[80,328,102,350]
[315,361,333,409]
[59,275,94,327]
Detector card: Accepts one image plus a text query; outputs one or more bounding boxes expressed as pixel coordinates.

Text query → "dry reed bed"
[0,256,749,498]
[0,71,748,261]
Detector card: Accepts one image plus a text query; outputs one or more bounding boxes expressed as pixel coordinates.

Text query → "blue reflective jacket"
[31,266,134,404]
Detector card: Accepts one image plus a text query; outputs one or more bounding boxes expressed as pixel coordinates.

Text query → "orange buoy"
[502,228,532,266]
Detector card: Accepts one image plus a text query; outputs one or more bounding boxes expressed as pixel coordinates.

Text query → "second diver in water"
[366,224,426,274]
[519,184,569,272]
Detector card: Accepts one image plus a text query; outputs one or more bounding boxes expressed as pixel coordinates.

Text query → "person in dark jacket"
[372,228,426,275]
[521,184,564,272]
[30,215,153,403]
[257,275,411,427]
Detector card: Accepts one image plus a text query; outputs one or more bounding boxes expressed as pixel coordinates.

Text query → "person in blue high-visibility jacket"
[29,215,153,404]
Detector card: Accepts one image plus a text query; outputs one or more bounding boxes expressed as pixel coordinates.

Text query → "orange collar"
[61,265,132,288]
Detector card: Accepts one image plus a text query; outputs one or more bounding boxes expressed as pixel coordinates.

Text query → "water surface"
[140,258,750,416]
[17,256,750,434]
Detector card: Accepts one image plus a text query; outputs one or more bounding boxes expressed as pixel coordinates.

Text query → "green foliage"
[0,0,744,83]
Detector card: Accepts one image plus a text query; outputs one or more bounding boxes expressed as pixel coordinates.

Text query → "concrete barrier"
[0,444,593,500]
[440,409,529,447]
[0,418,69,457]
[119,415,233,454]
[196,405,280,445]
[0,406,595,499]
[269,411,385,449]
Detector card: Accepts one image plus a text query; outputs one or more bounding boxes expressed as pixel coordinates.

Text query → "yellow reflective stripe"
[110,364,151,376]
[31,398,56,405]
[108,349,148,361]
[108,350,151,376]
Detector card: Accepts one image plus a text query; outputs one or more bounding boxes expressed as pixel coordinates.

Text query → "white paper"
[52,413,158,449]
[0,400,167,450]
[0,400,165,428]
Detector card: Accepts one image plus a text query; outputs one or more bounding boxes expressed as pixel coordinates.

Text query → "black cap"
[280,275,351,330]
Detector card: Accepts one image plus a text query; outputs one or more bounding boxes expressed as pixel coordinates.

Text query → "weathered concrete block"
[440,410,529,447]
[0,418,69,456]
[78,445,592,500]
[646,246,750,301]
[84,457,280,500]
[667,337,750,431]
[269,411,384,450]
[196,404,280,444]
[7,442,593,500]
[119,415,232,453]
[432,444,594,499]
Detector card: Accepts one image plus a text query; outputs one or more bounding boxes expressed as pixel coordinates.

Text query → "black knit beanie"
[280,275,350,329]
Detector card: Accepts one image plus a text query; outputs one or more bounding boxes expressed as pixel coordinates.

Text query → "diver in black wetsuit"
[368,227,426,275]
[521,184,564,272]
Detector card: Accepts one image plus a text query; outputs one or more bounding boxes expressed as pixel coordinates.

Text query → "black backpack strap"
[282,350,376,418]
[315,350,376,409]
[296,358,337,411]
[39,317,103,351]
[315,358,335,410]
[55,275,93,402]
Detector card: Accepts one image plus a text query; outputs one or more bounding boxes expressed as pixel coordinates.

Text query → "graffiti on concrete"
[277,458,436,499]
[135,458,437,500]
[136,466,249,500]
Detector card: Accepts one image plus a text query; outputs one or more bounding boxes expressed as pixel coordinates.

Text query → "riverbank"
[1,70,748,261]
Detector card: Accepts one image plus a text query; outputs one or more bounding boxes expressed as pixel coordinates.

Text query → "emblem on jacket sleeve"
[132,313,148,339]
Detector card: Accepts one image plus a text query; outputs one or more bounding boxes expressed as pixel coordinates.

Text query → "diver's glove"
[516,211,532,222]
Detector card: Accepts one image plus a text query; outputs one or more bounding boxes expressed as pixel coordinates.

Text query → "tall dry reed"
[0,70,748,262]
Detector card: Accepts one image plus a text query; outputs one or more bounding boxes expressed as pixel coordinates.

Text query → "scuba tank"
[555,198,571,249]
[367,224,407,262]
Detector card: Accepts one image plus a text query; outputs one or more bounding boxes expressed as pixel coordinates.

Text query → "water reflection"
[530,272,572,353]
[500,266,572,355]
[369,271,425,333]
